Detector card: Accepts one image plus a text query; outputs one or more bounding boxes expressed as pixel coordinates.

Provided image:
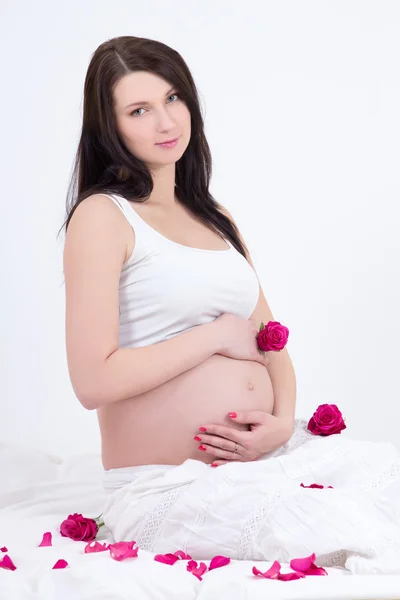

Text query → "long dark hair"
[58,36,247,257]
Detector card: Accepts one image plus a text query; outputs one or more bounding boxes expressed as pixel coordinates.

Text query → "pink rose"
[60,513,98,542]
[307,404,346,436]
[257,321,289,353]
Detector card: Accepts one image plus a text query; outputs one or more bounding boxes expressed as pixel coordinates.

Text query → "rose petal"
[290,553,327,576]
[290,552,316,572]
[300,483,324,489]
[0,555,17,571]
[108,541,138,561]
[187,560,208,580]
[278,571,305,581]
[154,553,179,565]
[209,555,231,571]
[252,560,281,579]
[301,483,334,489]
[38,532,52,547]
[52,559,68,569]
[174,550,192,560]
[0,547,8,552]
[304,563,328,576]
[84,541,109,554]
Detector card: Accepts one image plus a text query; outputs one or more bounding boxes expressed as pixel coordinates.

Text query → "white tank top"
[98,193,260,348]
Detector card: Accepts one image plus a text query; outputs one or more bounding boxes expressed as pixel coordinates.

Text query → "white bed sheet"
[1,442,400,600]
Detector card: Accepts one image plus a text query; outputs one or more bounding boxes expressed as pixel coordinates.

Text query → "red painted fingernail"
[194,435,202,442]
[198,445,206,451]
[211,463,218,467]
[228,412,237,418]
[199,427,207,432]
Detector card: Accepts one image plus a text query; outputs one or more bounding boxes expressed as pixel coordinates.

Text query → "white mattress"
[1,442,400,600]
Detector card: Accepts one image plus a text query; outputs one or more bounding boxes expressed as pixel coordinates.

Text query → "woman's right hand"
[212,313,269,366]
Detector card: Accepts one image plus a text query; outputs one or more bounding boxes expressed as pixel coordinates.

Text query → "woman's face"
[113,71,191,167]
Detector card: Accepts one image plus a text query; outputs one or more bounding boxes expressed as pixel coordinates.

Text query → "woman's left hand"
[195,411,293,466]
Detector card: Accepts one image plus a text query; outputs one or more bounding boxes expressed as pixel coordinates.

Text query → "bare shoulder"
[69,193,127,226]
[66,193,133,263]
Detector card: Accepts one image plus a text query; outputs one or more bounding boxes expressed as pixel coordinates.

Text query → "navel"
[247,382,255,391]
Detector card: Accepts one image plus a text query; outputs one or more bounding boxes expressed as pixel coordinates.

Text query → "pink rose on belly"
[307,404,346,436]
[257,321,289,353]
[60,513,99,542]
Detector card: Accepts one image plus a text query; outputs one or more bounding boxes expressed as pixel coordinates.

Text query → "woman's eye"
[130,94,179,117]
[130,108,145,117]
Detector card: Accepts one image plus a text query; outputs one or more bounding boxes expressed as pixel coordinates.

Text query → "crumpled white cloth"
[102,420,400,574]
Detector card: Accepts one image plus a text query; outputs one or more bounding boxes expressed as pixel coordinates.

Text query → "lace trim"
[135,484,189,551]
[316,550,349,568]
[360,459,400,492]
[238,491,283,560]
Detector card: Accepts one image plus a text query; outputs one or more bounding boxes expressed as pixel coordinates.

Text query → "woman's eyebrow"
[124,87,176,110]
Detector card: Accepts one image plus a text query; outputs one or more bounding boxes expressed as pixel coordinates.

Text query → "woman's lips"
[156,137,179,148]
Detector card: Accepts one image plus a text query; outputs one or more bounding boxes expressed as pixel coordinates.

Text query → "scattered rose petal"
[174,550,192,560]
[38,532,52,547]
[187,559,208,580]
[0,547,8,552]
[154,553,180,565]
[278,571,305,581]
[0,555,17,571]
[209,555,231,571]
[290,552,328,576]
[300,483,334,489]
[109,541,138,561]
[52,559,68,569]
[84,541,109,554]
[302,563,328,576]
[154,550,193,565]
[252,560,281,579]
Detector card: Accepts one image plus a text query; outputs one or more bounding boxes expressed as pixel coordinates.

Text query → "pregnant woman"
[62,36,400,574]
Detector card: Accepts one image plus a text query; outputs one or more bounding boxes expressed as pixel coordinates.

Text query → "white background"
[1,0,399,459]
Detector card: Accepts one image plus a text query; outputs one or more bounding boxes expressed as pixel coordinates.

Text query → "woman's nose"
[156,109,175,131]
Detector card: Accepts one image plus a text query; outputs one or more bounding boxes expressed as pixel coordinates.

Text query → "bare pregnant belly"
[98,355,274,469]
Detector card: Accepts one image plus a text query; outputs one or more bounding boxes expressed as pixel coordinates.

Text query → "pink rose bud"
[257,321,289,353]
[307,404,346,436]
[60,513,98,542]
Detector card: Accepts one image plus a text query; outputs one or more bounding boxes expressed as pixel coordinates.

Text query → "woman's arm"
[64,196,224,410]
[83,324,219,410]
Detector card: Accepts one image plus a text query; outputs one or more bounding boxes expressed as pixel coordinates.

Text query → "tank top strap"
[97,193,143,229]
